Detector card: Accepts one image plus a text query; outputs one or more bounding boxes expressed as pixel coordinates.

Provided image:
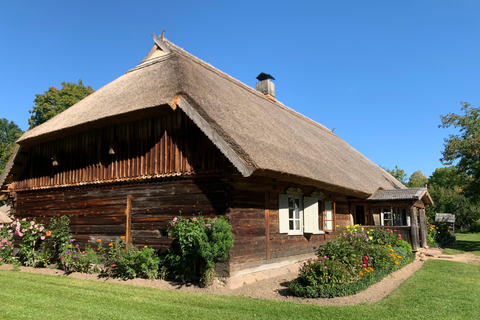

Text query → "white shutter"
[304,197,322,234]
[380,211,384,226]
[406,213,411,226]
[278,194,289,233]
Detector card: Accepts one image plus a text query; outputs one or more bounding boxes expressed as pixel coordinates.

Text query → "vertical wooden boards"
[15,110,228,191]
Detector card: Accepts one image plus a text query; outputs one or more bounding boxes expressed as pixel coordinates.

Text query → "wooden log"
[126,194,132,245]
[409,206,420,251]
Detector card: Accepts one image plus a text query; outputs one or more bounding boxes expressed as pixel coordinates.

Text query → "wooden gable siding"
[13,177,227,249]
[15,109,227,190]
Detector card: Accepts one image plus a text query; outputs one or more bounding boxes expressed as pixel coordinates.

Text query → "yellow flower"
[387,245,391,248]
[369,236,373,240]
[144,245,148,248]
[398,256,402,259]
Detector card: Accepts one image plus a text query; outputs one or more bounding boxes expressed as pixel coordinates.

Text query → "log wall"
[13,177,227,250]
[227,174,350,272]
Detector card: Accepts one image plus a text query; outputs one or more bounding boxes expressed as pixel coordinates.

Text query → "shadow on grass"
[446,240,480,253]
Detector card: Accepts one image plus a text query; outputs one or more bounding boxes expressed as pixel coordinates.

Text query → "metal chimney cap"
[256,72,275,81]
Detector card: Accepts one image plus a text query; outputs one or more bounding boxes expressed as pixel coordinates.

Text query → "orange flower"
[97,239,101,242]
[120,236,125,239]
[46,231,52,237]
[109,243,113,246]
[360,272,363,276]
[394,261,399,265]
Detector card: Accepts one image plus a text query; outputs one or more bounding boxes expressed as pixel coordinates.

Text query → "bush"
[59,240,102,273]
[166,216,234,286]
[0,223,14,264]
[289,225,413,298]
[103,239,161,280]
[468,219,480,233]
[41,215,72,265]
[428,222,451,244]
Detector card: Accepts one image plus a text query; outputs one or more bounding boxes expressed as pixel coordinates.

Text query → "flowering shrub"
[0,223,14,264]
[11,218,49,266]
[59,240,101,273]
[103,239,161,280]
[289,225,415,298]
[428,222,451,244]
[166,216,234,286]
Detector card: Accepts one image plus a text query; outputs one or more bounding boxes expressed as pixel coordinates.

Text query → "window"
[324,201,334,231]
[278,189,327,235]
[381,208,409,226]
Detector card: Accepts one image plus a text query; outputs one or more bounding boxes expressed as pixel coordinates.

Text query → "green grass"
[1,260,480,319]
[443,233,480,255]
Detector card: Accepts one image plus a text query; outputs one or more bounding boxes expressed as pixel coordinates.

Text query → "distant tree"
[426,184,480,230]
[385,166,408,185]
[440,102,480,201]
[0,118,23,174]
[28,80,94,128]
[407,170,428,188]
[428,166,469,191]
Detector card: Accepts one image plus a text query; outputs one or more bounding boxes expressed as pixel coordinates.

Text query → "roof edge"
[176,94,256,177]
[0,145,21,189]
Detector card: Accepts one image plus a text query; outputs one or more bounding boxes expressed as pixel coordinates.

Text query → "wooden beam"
[126,195,132,247]
[409,206,419,251]
[419,208,428,248]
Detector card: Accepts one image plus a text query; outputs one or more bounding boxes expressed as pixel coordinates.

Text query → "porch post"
[409,206,419,251]
[419,208,427,248]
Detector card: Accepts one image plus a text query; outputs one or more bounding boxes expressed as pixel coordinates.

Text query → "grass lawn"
[443,233,480,255]
[1,260,479,319]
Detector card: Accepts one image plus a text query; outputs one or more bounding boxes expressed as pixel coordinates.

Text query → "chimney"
[256,72,275,101]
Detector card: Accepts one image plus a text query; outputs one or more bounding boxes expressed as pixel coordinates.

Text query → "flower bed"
[0,215,233,287]
[288,225,416,298]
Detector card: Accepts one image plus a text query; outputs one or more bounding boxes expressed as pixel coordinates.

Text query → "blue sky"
[1,0,478,179]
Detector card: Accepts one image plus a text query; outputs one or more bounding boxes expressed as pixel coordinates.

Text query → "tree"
[384,166,408,185]
[28,80,95,128]
[406,170,428,188]
[440,102,480,200]
[0,118,24,174]
[428,166,469,192]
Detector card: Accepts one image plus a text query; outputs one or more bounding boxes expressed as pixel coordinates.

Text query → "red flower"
[46,231,52,236]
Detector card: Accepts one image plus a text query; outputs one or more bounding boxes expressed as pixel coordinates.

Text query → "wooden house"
[0,34,431,288]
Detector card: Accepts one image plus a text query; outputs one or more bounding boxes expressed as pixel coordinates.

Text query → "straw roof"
[14,36,406,197]
[0,205,12,223]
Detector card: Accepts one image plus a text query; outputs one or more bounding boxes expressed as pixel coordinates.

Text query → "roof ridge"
[163,39,336,137]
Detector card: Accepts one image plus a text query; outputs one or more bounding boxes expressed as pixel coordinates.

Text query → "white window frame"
[279,189,325,235]
[323,201,335,231]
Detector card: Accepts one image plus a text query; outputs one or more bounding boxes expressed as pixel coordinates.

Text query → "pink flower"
[0,258,2,261]
[30,221,35,225]
[193,218,197,221]
[39,226,44,232]
[22,218,26,221]
[41,236,45,240]
[60,257,63,260]
[173,217,178,222]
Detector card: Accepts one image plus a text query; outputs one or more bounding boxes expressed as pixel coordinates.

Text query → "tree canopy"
[440,102,480,200]
[385,166,407,185]
[28,80,94,129]
[406,170,428,188]
[0,118,23,174]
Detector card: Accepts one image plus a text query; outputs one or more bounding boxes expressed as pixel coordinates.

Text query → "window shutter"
[304,197,321,234]
[278,194,289,233]
[381,211,384,226]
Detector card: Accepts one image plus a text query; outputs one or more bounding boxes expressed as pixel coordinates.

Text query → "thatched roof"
[0,205,12,223]
[368,188,433,205]
[14,36,406,197]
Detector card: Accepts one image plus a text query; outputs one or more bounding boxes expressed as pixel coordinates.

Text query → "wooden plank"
[126,194,132,246]
[265,190,270,260]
